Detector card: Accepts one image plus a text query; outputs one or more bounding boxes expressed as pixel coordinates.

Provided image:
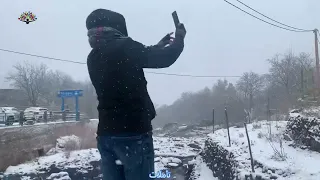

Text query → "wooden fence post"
[244,123,255,173]
[212,108,215,133]
[224,107,231,147]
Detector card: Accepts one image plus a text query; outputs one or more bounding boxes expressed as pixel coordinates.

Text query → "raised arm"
[126,24,186,68]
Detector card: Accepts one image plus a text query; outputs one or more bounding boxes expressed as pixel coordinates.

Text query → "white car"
[24,107,48,122]
[1,107,20,122]
[0,107,16,125]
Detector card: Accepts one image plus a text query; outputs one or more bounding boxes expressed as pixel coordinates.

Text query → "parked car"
[24,107,49,122]
[1,107,20,122]
[0,107,15,125]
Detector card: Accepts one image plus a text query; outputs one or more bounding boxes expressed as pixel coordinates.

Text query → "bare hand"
[157,32,174,47]
[175,23,186,39]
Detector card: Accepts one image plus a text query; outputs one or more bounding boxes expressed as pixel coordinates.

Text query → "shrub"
[201,139,237,179]
[252,122,262,130]
[285,116,320,152]
[239,133,244,138]
[267,137,287,161]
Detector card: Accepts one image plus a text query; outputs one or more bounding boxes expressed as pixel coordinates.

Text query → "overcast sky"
[0,0,319,105]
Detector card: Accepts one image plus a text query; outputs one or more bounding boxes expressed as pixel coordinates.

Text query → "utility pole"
[313,29,320,89]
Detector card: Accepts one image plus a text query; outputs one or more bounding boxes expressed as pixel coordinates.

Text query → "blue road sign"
[57,90,83,121]
[58,90,83,98]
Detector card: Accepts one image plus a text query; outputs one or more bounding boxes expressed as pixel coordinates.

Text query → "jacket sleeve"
[127,37,184,69]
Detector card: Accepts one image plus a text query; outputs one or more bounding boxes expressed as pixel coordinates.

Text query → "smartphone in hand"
[172,11,180,28]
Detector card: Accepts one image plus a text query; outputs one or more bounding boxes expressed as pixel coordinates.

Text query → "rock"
[188,143,201,150]
[275,169,284,175]
[310,139,320,153]
[270,175,278,179]
[283,134,292,141]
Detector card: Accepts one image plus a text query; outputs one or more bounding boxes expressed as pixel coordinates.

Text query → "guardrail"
[0,111,88,126]
[51,111,88,121]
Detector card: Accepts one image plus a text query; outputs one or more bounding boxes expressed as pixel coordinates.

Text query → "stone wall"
[0,120,98,171]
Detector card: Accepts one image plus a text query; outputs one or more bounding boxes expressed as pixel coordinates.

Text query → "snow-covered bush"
[252,122,262,130]
[286,116,320,152]
[47,135,81,156]
[201,139,237,179]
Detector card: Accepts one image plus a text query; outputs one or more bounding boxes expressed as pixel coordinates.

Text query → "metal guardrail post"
[62,111,66,121]
[44,111,48,123]
[19,111,24,126]
[76,112,80,121]
[5,113,7,126]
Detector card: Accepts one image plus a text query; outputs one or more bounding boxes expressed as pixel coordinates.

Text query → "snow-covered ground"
[208,120,320,180]
[189,156,218,180]
[4,117,319,179]
[3,135,216,180]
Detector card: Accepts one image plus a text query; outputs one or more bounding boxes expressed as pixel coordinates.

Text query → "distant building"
[0,89,29,109]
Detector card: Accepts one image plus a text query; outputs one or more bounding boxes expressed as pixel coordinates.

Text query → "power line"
[235,0,312,32]
[0,48,240,78]
[0,48,86,65]
[223,0,312,33]
[144,71,241,78]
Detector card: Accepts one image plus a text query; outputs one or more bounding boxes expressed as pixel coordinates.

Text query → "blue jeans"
[97,132,155,180]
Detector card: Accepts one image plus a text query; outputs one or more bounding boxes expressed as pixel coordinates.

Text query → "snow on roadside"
[0,120,77,130]
[5,149,101,175]
[208,120,320,180]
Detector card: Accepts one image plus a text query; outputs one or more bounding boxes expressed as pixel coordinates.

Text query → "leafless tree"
[236,72,263,122]
[6,61,49,106]
[268,52,298,97]
[267,51,315,106]
[296,52,315,94]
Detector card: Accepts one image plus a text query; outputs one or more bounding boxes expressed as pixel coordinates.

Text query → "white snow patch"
[115,160,122,165]
[47,172,71,180]
[153,136,205,157]
[192,156,218,180]
[47,135,81,155]
[21,176,32,180]
[167,162,179,167]
[178,125,188,130]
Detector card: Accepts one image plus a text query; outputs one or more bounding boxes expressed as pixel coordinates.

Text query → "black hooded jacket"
[86,9,184,135]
